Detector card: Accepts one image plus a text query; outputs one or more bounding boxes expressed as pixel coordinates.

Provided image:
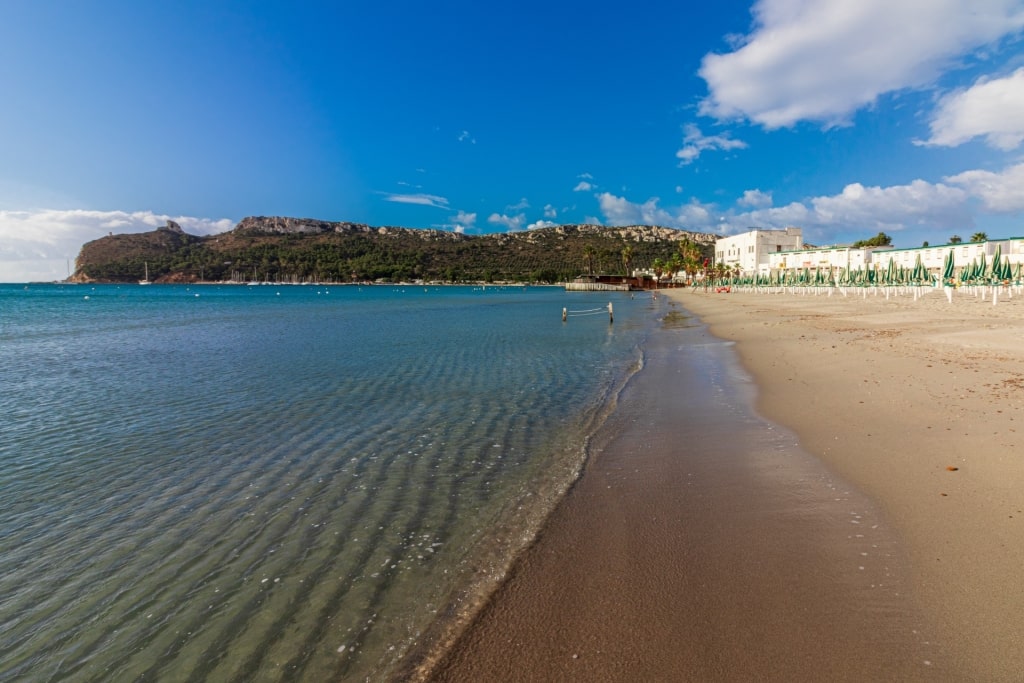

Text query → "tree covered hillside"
[72,217,716,284]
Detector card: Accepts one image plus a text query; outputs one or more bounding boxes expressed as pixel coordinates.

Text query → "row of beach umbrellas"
[708,250,1021,288]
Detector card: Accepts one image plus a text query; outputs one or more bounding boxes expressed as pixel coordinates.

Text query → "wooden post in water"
[562,307,567,322]
[608,302,613,324]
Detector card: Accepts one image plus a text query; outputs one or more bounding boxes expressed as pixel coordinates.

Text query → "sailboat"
[139,262,152,285]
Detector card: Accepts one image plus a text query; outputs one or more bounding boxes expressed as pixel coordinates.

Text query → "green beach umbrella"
[990,245,1002,281]
[912,253,927,283]
[885,257,896,284]
[942,249,954,281]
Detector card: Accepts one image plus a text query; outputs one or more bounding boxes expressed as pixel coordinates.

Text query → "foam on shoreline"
[424,295,948,681]
[393,319,651,681]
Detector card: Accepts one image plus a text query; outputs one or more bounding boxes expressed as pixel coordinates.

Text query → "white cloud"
[800,180,969,229]
[0,209,234,283]
[451,210,477,233]
[573,181,594,192]
[597,193,678,226]
[457,130,477,144]
[738,189,774,208]
[543,204,557,218]
[578,172,594,179]
[381,192,450,209]
[527,220,558,230]
[945,162,1024,211]
[921,67,1024,149]
[699,0,1024,128]
[506,197,530,211]
[737,179,973,236]
[597,175,980,240]
[487,212,526,231]
[676,123,748,164]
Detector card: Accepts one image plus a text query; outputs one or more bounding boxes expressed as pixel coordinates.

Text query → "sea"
[0,283,662,681]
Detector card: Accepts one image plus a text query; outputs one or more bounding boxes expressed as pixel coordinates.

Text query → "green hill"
[71,216,716,284]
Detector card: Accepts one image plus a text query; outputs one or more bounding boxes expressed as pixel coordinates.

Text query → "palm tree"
[668,254,683,283]
[620,245,634,277]
[970,232,988,243]
[582,244,596,275]
[678,237,702,284]
[949,235,962,244]
[652,258,665,286]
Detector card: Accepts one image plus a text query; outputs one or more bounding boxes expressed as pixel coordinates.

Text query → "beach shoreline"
[669,288,1024,680]
[420,289,1020,681]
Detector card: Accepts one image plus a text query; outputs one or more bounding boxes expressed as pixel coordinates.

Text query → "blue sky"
[2,0,1023,281]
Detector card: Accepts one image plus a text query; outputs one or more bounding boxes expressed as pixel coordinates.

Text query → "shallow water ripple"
[0,285,653,681]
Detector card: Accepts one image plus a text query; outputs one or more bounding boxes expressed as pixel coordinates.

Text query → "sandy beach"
[674,287,1024,681]
[422,287,1024,682]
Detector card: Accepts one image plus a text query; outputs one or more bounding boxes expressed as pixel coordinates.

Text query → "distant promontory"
[70,216,716,284]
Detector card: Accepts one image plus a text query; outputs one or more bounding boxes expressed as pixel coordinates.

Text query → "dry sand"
[673,287,1024,681]
[424,287,1023,682]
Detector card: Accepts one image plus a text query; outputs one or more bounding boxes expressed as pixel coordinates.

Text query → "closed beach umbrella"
[943,250,955,281]
[912,253,927,283]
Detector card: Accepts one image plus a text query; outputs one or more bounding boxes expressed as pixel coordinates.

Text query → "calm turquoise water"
[0,283,660,681]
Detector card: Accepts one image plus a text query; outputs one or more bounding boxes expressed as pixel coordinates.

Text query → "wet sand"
[423,296,952,681]
[672,288,1024,681]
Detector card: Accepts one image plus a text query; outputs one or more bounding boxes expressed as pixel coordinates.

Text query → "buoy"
[562,307,567,322]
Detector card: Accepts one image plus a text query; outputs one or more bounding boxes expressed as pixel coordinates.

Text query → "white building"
[768,244,893,272]
[730,234,1024,279]
[878,239,1024,272]
[715,227,803,275]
